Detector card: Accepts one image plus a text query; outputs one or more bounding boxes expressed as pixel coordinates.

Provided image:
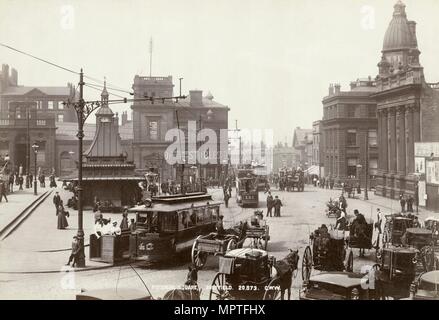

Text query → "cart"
[382,215,414,246]
[242,219,270,250]
[347,218,374,257]
[191,233,240,269]
[301,227,353,282]
[209,248,281,300]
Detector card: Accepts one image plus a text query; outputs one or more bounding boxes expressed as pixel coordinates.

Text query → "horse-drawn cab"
[209,248,281,300]
[408,271,439,300]
[374,247,419,299]
[383,214,414,246]
[403,228,434,249]
[302,226,353,282]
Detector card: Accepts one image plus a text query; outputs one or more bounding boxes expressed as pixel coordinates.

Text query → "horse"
[162,265,201,300]
[274,249,300,300]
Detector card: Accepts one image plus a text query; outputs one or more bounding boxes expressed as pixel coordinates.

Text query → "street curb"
[36,244,90,253]
[0,190,52,240]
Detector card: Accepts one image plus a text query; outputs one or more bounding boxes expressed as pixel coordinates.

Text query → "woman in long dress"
[57,202,69,229]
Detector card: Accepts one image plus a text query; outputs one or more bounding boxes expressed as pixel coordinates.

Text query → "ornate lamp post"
[31,144,39,195]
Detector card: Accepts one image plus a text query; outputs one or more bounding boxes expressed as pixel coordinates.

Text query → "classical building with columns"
[374,1,439,199]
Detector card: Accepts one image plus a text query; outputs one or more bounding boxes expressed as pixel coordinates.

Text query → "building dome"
[382,1,413,51]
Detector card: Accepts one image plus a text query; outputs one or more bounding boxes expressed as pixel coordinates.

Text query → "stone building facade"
[131,75,229,182]
[321,80,378,187]
[374,1,439,200]
[272,142,295,173]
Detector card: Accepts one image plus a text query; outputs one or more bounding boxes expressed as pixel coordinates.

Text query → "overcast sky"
[1,0,439,144]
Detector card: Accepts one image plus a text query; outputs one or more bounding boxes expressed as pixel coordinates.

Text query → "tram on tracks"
[127,192,222,263]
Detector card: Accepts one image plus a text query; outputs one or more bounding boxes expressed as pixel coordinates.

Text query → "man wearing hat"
[216,215,225,235]
[273,196,283,217]
[66,236,80,267]
[53,192,61,215]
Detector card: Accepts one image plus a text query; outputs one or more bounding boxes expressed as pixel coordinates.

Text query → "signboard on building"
[427,160,439,185]
[415,157,425,174]
[415,142,439,157]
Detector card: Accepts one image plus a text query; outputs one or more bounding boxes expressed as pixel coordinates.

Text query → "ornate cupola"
[379,0,421,76]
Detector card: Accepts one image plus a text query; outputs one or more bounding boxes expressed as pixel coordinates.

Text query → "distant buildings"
[272,142,295,173]
[131,75,229,182]
[292,127,313,170]
[312,120,323,177]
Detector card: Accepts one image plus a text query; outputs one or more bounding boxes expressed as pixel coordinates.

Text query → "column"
[388,108,397,173]
[405,105,414,174]
[413,102,421,143]
[396,106,406,175]
[382,110,388,172]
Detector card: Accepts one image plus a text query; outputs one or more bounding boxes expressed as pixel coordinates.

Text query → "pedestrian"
[375,208,383,234]
[29,173,33,188]
[53,191,61,214]
[129,219,136,232]
[228,184,232,197]
[273,196,283,217]
[66,236,80,267]
[407,195,414,213]
[399,193,406,213]
[39,173,46,188]
[49,174,57,188]
[0,181,8,203]
[18,175,23,190]
[224,191,230,208]
[8,174,14,193]
[57,201,69,230]
[266,192,274,217]
[120,210,129,230]
[216,215,225,235]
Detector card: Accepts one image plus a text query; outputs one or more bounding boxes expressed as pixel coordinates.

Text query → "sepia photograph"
[1,0,439,306]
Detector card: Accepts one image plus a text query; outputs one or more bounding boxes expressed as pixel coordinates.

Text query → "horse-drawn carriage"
[347,218,375,257]
[302,226,353,282]
[191,233,240,269]
[209,248,299,300]
[382,214,414,246]
[373,246,419,299]
[408,270,439,300]
[243,218,270,250]
[325,199,342,218]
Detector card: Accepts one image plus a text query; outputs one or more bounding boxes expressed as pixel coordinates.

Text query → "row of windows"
[325,129,377,148]
[8,101,64,110]
[324,105,376,119]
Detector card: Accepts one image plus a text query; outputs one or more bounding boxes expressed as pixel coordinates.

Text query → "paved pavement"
[0,187,44,233]
[0,184,438,299]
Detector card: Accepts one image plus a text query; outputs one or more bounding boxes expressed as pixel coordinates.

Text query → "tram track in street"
[0,189,53,241]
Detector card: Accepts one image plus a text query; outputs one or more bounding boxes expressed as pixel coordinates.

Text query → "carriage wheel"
[301,246,312,281]
[226,238,238,252]
[263,278,282,300]
[209,273,230,300]
[191,240,208,269]
[346,250,354,272]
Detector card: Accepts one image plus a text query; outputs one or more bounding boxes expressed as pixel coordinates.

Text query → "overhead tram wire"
[84,83,126,99]
[0,42,133,95]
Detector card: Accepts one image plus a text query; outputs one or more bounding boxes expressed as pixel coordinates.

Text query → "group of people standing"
[399,193,416,213]
[266,191,283,217]
[53,191,69,230]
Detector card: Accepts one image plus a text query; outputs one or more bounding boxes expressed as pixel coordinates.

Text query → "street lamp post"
[31,144,39,195]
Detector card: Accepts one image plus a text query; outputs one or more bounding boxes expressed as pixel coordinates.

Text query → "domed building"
[374,1,439,210]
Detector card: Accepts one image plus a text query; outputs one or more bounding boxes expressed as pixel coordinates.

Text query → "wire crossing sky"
[1,0,439,143]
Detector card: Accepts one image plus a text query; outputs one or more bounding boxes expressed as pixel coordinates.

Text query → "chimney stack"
[122,111,128,125]
[189,90,203,107]
[334,83,341,94]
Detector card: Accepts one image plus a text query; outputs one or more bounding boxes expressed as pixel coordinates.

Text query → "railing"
[0,118,55,127]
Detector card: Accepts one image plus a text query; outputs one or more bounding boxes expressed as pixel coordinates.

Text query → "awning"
[304,165,320,175]
[63,176,146,182]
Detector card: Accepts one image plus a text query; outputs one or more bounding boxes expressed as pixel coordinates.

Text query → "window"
[369,158,378,176]
[161,213,177,232]
[48,101,54,109]
[57,114,64,122]
[347,106,356,118]
[58,101,64,110]
[368,129,377,147]
[346,129,357,147]
[148,120,158,140]
[368,106,376,118]
[347,158,358,177]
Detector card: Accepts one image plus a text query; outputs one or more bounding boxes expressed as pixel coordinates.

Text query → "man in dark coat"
[407,195,414,213]
[224,192,230,208]
[273,196,283,217]
[266,192,274,217]
[0,181,8,202]
[8,174,14,193]
[399,193,406,213]
[66,236,80,267]
[53,192,61,215]
[18,175,24,190]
